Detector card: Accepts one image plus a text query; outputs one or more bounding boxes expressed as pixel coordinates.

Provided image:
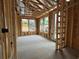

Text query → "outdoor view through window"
[22,19,36,32]
[40,17,48,32]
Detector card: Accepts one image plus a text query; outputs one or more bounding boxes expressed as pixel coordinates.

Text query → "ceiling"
[16,0,57,18]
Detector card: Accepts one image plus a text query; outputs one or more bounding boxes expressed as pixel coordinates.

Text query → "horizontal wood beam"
[36,6,57,18]
[21,16,35,19]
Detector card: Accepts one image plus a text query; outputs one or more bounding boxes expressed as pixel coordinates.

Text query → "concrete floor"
[17,35,79,59]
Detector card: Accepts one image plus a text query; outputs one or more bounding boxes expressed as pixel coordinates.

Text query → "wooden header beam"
[36,6,57,18]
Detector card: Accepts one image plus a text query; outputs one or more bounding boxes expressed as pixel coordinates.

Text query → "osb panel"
[66,0,79,49]
[72,4,79,49]
[0,0,4,28]
[0,0,4,45]
[0,0,2,44]
[66,7,73,47]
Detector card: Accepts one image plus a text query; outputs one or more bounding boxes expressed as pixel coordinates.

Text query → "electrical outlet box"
[2,28,9,33]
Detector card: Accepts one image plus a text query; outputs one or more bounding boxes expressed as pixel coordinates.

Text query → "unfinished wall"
[0,0,4,43]
[66,0,79,49]
[37,17,50,39]
[15,12,21,36]
[67,7,73,47]
[0,0,4,59]
[21,20,37,36]
[72,1,79,49]
[2,0,17,59]
[36,18,40,35]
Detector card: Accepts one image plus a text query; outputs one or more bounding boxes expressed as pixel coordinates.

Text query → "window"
[40,17,49,32]
[29,20,36,31]
[40,18,44,32]
[21,19,36,32]
[43,17,48,32]
[22,19,28,32]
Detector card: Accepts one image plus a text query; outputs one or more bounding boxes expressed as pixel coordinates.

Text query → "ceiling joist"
[45,0,54,6]
[29,1,43,10]
[17,0,57,18]
[23,1,40,12]
[36,0,49,9]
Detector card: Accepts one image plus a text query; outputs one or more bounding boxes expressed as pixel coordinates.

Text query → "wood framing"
[17,0,57,18]
[66,0,79,49]
[36,18,40,35]
[56,0,67,50]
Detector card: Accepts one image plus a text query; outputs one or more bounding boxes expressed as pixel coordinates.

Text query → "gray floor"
[17,35,79,59]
